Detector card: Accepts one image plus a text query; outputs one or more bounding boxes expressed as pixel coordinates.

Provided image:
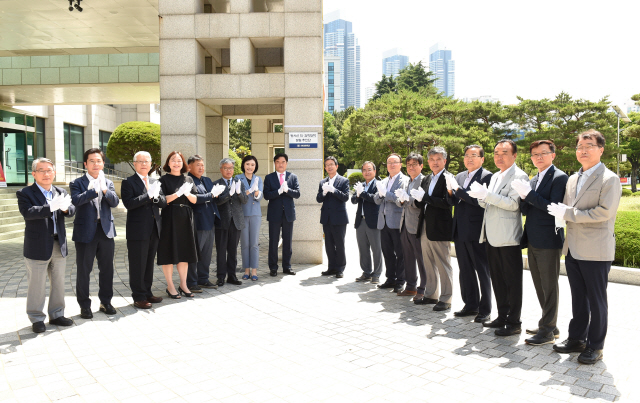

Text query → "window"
[328,93,334,98]
[99,130,114,170]
[64,123,84,163]
[328,79,334,84]
[35,117,45,159]
[328,65,334,71]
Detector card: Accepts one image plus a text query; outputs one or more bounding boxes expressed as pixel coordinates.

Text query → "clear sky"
[322,0,640,109]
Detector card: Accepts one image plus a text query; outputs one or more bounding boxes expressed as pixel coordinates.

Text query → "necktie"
[279,173,284,186]
[143,176,149,190]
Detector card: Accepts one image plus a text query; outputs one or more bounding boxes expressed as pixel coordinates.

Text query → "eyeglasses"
[35,169,54,175]
[134,160,151,165]
[406,163,421,168]
[86,159,103,165]
[531,152,553,159]
[576,144,600,152]
[464,154,481,159]
[221,166,234,171]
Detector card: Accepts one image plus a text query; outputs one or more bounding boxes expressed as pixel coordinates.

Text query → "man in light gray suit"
[549,130,621,365]
[467,139,529,336]
[374,153,409,293]
[396,153,426,298]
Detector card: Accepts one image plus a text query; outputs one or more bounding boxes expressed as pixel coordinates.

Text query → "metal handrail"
[62,161,129,183]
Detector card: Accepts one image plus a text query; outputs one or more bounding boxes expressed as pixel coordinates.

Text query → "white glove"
[354,182,364,197]
[468,182,488,200]
[511,178,531,199]
[59,194,72,211]
[211,183,226,197]
[176,182,192,197]
[147,181,158,198]
[394,188,410,203]
[152,182,161,199]
[376,181,386,198]
[247,181,258,194]
[235,180,242,195]
[48,194,63,212]
[87,179,98,190]
[322,182,335,195]
[547,202,569,219]
[279,181,289,194]
[410,187,425,202]
[445,173,460,191]
[99,177,107,192]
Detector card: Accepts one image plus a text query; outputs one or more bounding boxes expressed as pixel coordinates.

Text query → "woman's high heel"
[178,286,194,298]
[166,288,181,299]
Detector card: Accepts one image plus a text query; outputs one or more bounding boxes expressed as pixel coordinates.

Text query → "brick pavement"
[0,202,637,402]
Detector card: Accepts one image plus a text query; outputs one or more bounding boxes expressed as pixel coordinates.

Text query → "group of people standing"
[317,129,620,366]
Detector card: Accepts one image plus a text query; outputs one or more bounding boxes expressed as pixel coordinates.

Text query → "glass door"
[0,129,28,186]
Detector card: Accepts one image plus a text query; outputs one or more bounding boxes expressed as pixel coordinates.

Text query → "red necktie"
[279,173,284,186]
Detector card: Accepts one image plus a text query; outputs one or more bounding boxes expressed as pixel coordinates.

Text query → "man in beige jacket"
[548,129,621,365]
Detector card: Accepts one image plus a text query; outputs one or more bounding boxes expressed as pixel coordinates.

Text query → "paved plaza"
[0,202,637,403]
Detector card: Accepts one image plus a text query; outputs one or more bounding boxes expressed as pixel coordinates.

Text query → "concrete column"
[230,38,255,74]
[136,104,151,122]
[206,117,229,180]
[85,105,99,150]
[251,119,270,207]
[47,106,66,183]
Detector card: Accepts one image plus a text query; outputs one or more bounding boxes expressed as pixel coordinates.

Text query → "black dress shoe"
[189,285,203,293]
[553,338,586,354]
[377,281,395,289]
[270,270,278,277]
[49,317,73,327]
[80,308,93,319]
[199,281,218,289]
[495,324,522,336]
[335,273,344,278]
[283,269,296,275]
[227,277,242,285]
[454,307,479,317]
[32,321,46,333]
[526,327,560,338]
[474,313,490,323]
[577,348,603,365]
[433,301,451,311]
[525,331,555,345]
[321,270,338,276]
[414,297,438,305]
[99,304,117,315]
[216,279,225,287]
[483,318,506,328]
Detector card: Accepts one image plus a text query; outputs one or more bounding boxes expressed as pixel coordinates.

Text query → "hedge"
[348,172,365,187]
[614,211,640,268]
[621,189,632,197]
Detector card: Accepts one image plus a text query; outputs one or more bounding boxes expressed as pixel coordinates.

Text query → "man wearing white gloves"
[395,153,426,298]
[515,140,568,345]
[212,158,248,286]
[374,153,408,293]
[351,162,382,283]
[121,151,167,309]
[549,130,621,365]
[70,148,120,319]
[467,139,529,336]
[17,158,75,333]
[316,156,350,278]
[414,147,454,311]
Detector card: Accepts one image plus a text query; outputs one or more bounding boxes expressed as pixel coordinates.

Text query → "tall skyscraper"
[365,86,376,104]
[324,11,361,109]
[324,56,341,113]
[382,48,409,78]
[429,43,455,97]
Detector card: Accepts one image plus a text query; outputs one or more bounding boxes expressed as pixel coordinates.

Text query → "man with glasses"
[548,130,621,364]
[17,158,75,333]
[70,148,120,319]
[374,153,408,293]
[511,140,568,345]
[445,145,493,323]
[121,151,166,309]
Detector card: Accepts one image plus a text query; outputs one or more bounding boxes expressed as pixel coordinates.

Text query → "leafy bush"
[348,172,365,187]
[614,211,640,268]
[229,149,242,176]
[107,121,161,173]
[632,191,640,197]
[621,188,632,197]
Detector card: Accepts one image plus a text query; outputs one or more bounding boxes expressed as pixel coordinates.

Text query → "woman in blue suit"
[235,155,263,281]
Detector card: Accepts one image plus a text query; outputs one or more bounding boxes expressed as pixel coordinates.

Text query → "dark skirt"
[156,203,200,265]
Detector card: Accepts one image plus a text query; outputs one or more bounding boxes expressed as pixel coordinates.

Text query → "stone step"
[0,204,19,212]
[0,193,17,199]
[0,199,19,206]
[0,210,22,218]
[0,216,25,226]
[0,222,28,234]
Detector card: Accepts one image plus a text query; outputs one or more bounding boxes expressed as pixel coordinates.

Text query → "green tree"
[372,75,396,101]
[395,61,438,95]
[106,121,161,174]
[621,111,640,192]
[229,119,251,151]
[229,149,243,176]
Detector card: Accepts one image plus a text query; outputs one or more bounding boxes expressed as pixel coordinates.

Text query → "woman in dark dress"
[157,151,199,298]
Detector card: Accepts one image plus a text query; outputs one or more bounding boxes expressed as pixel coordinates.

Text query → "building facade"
[381,48,409,78]
[324,56,341,113]
[429,43,455,97]
[324,11,361,109]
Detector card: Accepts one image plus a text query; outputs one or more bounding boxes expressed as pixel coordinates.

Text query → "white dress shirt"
[428,170,444,196]
[534,164,553,191]
[463,168,480,189]
[85,173,101,219]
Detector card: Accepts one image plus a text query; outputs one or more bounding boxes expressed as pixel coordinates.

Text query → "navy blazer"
[520,165,568,249]
[263,171,300,223]
[450,167,493,243]
[415,171,453,241]
[188,173,221,231]
[316,174,349,225]
[70,175,119,242]
[17,184,76,260]
[350,179,380,229]
[121,174,166,240]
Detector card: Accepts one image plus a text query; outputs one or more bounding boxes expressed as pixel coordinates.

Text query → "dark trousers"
[268,213,294,271]
[127,224,159,302]
[188,229,215,287]
[486,244,523,325]
[565,250,611,350]
[455,240,492,315]
[381,224,404,286]
[75,225,115,309]
[215,223,241,280]
[323,223,347,273]
[528,245,561,334]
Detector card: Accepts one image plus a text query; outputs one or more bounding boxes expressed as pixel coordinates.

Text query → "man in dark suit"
[512,140,568,345]
[414,147,453,311]
[445,145,493,323]
[70,148,120,319]
[264,153,300,277]
[17,158,75,333]
[316,156,350,278]
[121,151,167,309]
[187,155,222,292]
[351,161,382,283]
[214,158,247,286]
